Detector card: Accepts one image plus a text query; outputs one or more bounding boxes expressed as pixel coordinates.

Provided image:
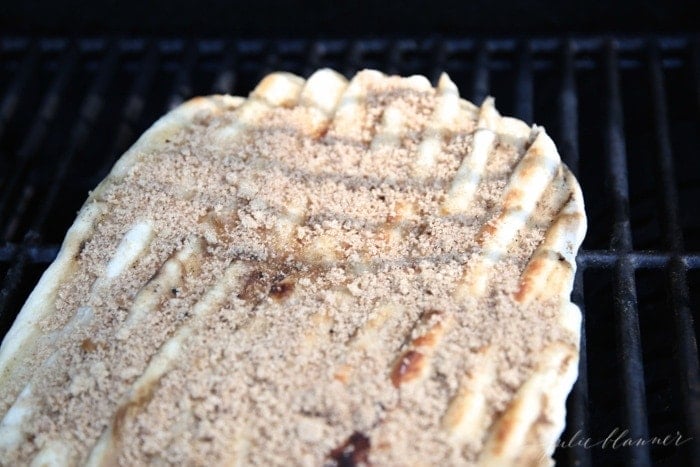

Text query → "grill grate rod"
[648,41,700,466]
[471,42,489,104]
[260,40,280,80]
[557,38,592,467]
[514,40,533,124]
[343,40,362,78]
[167,40,198,110]
[559,39,581,176]
[212,41,237,95]
[429,39,449,85]
[385,39,402,76]
[302,40,323,80]
[605,39,652,467]
[693,38,700,116]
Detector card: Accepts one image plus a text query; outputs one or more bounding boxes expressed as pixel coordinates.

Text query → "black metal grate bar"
[581,251,700,268]
[212,41,237,95]
[343,40,363,78]
[302,40,323,78]
[668,257,700,467]
[605,40,652,467]
[471,42,489,104]
[385,39,402,76]
[167,40,198,110]
[606,42,634,253]
[614,258,651,467]
[261,41,280,79]
[557,38,592,467]
[566,266,592,467]
[558,39,580,175]
[605,41,651,466]
[694,38,700,118]
[514,40,533,123]
[429,39,448,85]
[649,42,684,251]
[648,41,700,464]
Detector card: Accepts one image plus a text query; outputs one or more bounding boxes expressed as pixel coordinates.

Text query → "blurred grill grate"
[0,35,699,467]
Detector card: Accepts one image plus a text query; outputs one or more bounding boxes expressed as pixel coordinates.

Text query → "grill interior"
[0,36,699,466]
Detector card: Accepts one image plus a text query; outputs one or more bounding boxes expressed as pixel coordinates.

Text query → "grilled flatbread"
[0,69,586,466]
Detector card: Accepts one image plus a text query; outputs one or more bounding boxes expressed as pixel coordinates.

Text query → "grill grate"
[1,35,699,466]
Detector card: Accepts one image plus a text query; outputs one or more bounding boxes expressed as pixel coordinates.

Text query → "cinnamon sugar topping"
[0,70,586,466]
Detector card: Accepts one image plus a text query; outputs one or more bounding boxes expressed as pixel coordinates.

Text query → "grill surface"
[1,35,699,467]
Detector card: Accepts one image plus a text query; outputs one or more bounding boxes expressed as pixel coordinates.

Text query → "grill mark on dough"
[477,341,578,465]
[515,168,585,304]
[115,237,203,340]
[441,346,498,447]
[332,303,406,385]
[414,73,464,174]
[298,69,349,137]
[328,70,382,141]
[0,203,106,416]
[85,260,252,464]
[455,127,559,300]
[390,309,453,388]
[441,97,499,215]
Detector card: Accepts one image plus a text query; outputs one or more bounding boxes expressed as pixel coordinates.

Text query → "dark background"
[0,0,697,37]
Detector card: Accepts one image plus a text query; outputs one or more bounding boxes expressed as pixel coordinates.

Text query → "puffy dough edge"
[478,152,586,467]
[538,162,587,466]
[0,95,243,386]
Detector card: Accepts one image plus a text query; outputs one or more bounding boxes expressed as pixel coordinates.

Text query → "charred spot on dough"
[535,394,554,426]
[420,308,442,320]
[412,331,436,348]
[492,396,527,455]
[334,364,352,384]
[328,431,371,467]
[503,188,525,208]
[559,351,575,375]
[237,270,268,301]
[391,350,426,388]
[74,240,87,260]
[113,389,152,441]
[269,277,295,301]
[410,309,444,347]
[80,339,98,353]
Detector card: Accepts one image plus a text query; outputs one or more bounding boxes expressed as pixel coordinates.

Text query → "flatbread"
[0,68,586,466]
